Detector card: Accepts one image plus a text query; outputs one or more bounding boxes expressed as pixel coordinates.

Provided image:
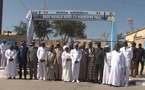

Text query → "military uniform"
[27,46,38,79]
[94,48,105,83]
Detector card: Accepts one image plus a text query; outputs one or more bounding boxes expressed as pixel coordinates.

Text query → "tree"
[52,20,86,44]
[34,21,54,41]
[117,32,124,41]
[13,21,27,36]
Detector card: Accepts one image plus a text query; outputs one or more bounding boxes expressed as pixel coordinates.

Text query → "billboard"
[31,10,115,21]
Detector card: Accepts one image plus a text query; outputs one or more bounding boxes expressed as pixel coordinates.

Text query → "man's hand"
[40,59,45,62]
[66,59,70,61]
[9,58,13,61]
[75,61,78,63]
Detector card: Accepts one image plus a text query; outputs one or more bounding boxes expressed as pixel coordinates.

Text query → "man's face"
[9,45,14,50]
[57,44,60,48]
[42,43,45,47]
[132,43,136,47]
[3,41,6,44]
[88,43,92,47]
[32,42,35,46]
[124,42,128,47]
[97,43,101,48]
[75,45,78,49]
[15,42,17,45]
[21,42,25,46]
[139,44,142,48]
[115,44,119,51]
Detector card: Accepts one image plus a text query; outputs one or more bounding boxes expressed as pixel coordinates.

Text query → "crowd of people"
[0,39,144,87]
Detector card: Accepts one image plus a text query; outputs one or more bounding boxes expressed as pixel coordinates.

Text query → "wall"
[0,35,27,46]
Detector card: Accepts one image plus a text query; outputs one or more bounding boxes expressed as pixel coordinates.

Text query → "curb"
[135,81,145,86]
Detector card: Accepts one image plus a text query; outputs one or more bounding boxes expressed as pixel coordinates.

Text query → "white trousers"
[72,62,80,81]
[1,53,6,68]
[120,68,125,85]
[125,66,130,85]
[39,61,46,79]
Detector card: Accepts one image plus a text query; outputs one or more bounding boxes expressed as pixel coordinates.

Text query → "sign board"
[31,10,115,21]
[26,10,116,51]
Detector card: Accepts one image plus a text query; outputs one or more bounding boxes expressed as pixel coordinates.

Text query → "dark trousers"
[29,62,37,79]
[136,60,144,75]
[19,62,27,79]
[95,64,103,82]
[130,60,137,76]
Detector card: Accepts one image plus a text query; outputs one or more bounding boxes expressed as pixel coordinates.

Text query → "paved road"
[0,78,145,90]
[0,65,144,90]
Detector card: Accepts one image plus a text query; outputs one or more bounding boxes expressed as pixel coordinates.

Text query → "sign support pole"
[110,21,117,51]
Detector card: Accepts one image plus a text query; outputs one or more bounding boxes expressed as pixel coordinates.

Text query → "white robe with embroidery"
[4,49,17,77]
[102,52,111,84]
[108,50,124,86]
[62,51,72,81]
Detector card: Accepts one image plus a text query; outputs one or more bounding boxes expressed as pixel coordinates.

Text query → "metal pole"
[0,0,3,35]
[110,21,117,51]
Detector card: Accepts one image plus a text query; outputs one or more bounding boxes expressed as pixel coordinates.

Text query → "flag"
[26,10,34,45]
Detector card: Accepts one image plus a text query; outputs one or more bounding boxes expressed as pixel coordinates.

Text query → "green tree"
[117,32,124,41]
[13,21,27,36]
[34,21,54,41]
[52,20,86,44]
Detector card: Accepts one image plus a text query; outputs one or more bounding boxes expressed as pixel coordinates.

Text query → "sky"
[2,0,145,40]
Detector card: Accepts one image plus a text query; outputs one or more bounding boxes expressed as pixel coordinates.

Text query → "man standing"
[130,41,138,77]
[54,42,63,80]
[136,43,144,76]
[94,42,105,84]
[18,41,28,79]
[27,41,38,80]
[0,39,8,69]
[120,41,133,86]
[71,43,82,83]
[37,41,48,80]
[4,44,17,79]
[79,42,87,81]
[108,43,125,86]
[46,44,56,81]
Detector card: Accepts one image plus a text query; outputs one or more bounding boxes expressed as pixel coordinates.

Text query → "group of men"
[0,39,144,86]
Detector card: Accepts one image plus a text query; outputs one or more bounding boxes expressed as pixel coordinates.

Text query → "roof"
[126,27,145,36]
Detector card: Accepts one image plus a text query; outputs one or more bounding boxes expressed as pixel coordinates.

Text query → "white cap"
[63,45,69,50]
[105,45,109,48]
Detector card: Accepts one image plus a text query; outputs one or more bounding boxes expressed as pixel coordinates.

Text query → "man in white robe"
[108,43,125,86]
[102,45,111,84]
[37,41,48,80]
[120,41,133,86]
[4,44,17,79]
[0,39,8,69]
[70,43,82,83]
[62,45,72,82]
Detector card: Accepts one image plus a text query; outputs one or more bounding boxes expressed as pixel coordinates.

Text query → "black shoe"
[98,81,102,84]
[24,77,27,79]
[34,78,37,80]
[29,78,32,80]
[13,77,16,79]
[8,77,12,79]
[93,80,98,83]
[19,77,22,79]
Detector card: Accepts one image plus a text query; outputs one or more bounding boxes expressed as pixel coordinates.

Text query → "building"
[125,27,145,48]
